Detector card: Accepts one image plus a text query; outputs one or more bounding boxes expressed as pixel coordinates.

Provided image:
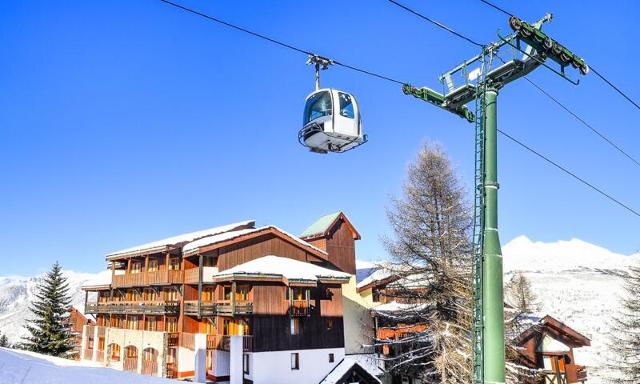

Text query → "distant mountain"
[0,270,109,345]
[503,236,637,384]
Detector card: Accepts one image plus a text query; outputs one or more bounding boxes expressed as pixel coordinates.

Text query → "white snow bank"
[0,348,174,384]
[214,255,351,281]
[320,353,383,384]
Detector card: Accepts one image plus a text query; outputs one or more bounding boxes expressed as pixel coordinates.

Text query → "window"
[128,316,139,330]
[243,354,250,374]
[164,288,178,302]
[166,317,178,333]
[329,353,335,363]
[303,91,332,125]
[203,255,216,267]
[109,344,120,361]
[223,319,231,336]
[148,258,158,272]
[290,318,300,336]
[131,261,142,274]
[169,257,180,271]
[338,92,354,118]
[236,285,250,301]
[291,287,306,301]
[326,319,334,331]
[223,286,232,301]
[145,316,157,331]
[202,286,215,301]
[372,288,381,303]
[290,353,299,370]
[145,289,158,301]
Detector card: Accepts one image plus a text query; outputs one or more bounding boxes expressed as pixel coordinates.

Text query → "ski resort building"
[515,315,591,384]
[66,306,95,360]
[80,212,382,384]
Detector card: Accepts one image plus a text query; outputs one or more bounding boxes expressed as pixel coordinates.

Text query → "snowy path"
[0,348,175,384]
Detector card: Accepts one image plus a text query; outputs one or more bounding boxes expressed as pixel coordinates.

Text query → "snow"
[503,235,639,384]
[371,301,429,313]
[182,225,328,256]
[213,255,351,281]
[320,353,383,384]
[107,220,255,258]
[0,348,174,384]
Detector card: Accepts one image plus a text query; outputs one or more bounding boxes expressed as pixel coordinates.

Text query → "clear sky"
[1,0,638,275]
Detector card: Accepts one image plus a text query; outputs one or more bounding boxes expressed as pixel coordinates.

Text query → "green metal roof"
[300,212,342,238]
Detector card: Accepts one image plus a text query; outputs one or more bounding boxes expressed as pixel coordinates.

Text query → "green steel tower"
[403,13,588,383]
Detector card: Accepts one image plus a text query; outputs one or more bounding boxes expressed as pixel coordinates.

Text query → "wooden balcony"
[289,300,310,317]
[85,301,180,315]
[206,335,253,352]
[183,300,253,316]
[111,270,183,288]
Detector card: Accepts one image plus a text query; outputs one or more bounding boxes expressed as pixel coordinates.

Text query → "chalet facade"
[66,306,94,360]
[515,315,590,384]
[80,212,372,383]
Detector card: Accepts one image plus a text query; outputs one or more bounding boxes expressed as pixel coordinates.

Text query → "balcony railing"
[111,270,183,288]
[85,301,179,315]
[289,300,310,317]
[183,300,253,316]
[206,335,253,352]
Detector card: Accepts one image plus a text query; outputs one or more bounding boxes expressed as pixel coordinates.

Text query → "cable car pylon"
[401,13,588,384]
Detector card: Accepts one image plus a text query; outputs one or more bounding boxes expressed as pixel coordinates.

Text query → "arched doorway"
[124,345,138,372]
[106,343,120,367]
[142,347,158,376]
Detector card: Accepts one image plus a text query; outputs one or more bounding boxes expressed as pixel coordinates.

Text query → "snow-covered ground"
[0,348,174,384]
[502,236,639,384]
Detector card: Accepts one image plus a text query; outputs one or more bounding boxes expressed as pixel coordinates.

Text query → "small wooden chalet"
[515,315,590,384]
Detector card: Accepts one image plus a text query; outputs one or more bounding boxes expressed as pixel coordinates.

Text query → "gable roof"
[300,211,361,240]
[516,314,591,348]
[182,226,328,259]
[106,220,256,259]
[320,354,383,384]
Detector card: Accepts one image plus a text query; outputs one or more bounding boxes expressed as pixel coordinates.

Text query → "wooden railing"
[167,332,179,347]
[183,300,253,316]
[142,360,158,376]
[123,357,138,372]
[111,270,183,288]
[181,332,196,351]
[84,301,179,315]
[184,268,199,284]
[207,335,253,352]
[289,300,309,316]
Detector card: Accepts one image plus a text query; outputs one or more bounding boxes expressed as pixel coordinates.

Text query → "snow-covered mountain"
[503,236,638,384]
[0,270,109,345]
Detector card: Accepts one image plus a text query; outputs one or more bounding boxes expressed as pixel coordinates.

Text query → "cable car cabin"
[299,89,366,154]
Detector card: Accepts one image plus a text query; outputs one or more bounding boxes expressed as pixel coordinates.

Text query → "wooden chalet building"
[81,212,370,383]
[515,315,590,384]
[66,306,94,360]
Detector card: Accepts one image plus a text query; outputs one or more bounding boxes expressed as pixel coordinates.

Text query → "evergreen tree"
[0,332,8,348]
[22,261,73,357]
[609,258,640,383]
[378,143,473,383]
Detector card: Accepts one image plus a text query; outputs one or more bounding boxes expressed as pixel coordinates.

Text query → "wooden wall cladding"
[251,315,344,352]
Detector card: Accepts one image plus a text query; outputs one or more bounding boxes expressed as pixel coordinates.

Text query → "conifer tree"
[378,143,473,383]
[0,332,8,348]
[609,258,640,383]
[22,261,73,357]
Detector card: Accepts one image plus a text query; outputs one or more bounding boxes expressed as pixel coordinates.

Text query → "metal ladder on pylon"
[472,53,488,384]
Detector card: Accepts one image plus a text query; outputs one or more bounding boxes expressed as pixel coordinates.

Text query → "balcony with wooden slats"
[111,270,183,288]
[183,300,253,317]
[84,301,180,315]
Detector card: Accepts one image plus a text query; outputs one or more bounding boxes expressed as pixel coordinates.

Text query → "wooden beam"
[231,281,236,317]
[198,254,203,319]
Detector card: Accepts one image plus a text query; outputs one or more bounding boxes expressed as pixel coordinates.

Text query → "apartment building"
[81,213,363,383]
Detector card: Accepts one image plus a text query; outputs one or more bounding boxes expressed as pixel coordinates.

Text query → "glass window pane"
[303,92,332,125]
[338,92,354,119]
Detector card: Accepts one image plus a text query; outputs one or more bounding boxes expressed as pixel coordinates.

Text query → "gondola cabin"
[299,88,366,153]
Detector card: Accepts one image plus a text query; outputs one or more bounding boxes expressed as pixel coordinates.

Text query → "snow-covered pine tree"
[609,258,640,383]
[22,261,73,357]
[504,273,540,383]
[378,143,473,383]
[0,332,8,347]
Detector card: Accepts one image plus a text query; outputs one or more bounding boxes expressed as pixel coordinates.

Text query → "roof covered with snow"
[182,225,328,256]
[300,212,342,238]
[371,300,430,314]
[320,353,384,384]
[106,220,255,259]
[212,255,351,283]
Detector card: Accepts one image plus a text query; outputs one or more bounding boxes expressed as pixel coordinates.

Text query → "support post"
[231,281,237,316]
[482,87,505,383]
[198,254,203,318]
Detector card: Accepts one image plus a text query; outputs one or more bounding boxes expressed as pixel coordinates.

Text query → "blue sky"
[1,0,638,275]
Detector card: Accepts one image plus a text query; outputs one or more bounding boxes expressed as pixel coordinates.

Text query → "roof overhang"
[81,284,111,291]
